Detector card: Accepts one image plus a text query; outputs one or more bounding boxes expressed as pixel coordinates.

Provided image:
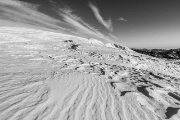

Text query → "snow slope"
[0,26,180,120]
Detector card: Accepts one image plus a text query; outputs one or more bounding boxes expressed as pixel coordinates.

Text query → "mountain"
[1,1,180,120]
[0,26,180,120]
[132,48,180,60]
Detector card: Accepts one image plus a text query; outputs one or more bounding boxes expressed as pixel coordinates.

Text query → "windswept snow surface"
[1,26,180,120]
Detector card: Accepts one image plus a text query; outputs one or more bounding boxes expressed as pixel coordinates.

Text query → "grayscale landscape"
[0,0,180,120]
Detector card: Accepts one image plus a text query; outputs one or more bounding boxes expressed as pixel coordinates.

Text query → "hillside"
[132,48,180,60]
[0,26,180,120]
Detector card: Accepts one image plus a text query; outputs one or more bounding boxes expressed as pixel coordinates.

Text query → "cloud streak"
[0,0,67,30]
[0,0,116,42]
[61,9,112,41]
[88,2,113,32]
[52,2,113,41]
[118,17,127,22]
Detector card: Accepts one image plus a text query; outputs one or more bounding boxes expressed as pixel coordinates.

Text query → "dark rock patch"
[137,86,153,98]
[120,91,131,96]
[168,92,180,101]
[165,107,179,119]
[149,72,164,79]
[64,40,73,43]
[69,44,79,50]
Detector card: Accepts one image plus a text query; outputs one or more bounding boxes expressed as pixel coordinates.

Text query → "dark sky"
[1,0,180,48]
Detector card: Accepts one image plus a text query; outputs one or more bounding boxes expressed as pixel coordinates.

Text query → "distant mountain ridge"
[132,48,180,59]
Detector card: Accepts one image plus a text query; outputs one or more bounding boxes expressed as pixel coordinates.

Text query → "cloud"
[18,1,40,11]
[62,13,97,35]
[62,10,111,41]
[118,17,127,22]
[109,33,118,40]
[88,2,113,32]
[0,0,67,30]
[50,1,101,35]
[54,4,112,41]
[0,0,114,42]
[0,0,22,6]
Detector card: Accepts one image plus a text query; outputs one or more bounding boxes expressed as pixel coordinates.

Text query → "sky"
[0,0,180,48]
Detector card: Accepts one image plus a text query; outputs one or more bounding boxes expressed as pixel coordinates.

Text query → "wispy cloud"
[0,0,22,6]
[109,33,118,40]
[0,0,115,42]
[53,3,113,41]
[0,0,66,30]
[118,17,127,22]
[62,12,97,35]
[88,2,113,32]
